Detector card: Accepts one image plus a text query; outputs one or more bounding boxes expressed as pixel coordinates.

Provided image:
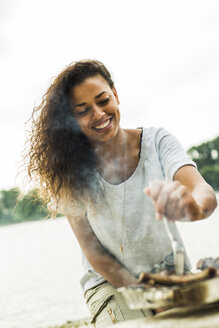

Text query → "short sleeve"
[155,128,197,182]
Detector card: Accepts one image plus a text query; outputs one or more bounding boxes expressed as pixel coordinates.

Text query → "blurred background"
[0,1,218,328]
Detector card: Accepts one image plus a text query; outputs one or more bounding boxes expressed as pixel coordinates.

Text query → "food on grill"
[138,267,218,286]
[197,257,219,271]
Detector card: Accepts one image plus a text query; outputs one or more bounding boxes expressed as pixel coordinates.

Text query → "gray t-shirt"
[72,127,196,291]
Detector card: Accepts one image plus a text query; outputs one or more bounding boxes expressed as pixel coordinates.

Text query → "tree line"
[0,188,49,226]
[187,135,219,191]
[0,135,218,226]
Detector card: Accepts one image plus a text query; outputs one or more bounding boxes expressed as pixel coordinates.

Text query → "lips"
[93,117,112,131]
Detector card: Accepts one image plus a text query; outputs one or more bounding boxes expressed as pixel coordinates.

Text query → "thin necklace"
[119,131,127,257]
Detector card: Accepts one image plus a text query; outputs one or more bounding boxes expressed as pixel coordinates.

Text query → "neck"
[92,128,126,163]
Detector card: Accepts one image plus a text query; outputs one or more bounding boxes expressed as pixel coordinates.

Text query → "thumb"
[143,187,151,197]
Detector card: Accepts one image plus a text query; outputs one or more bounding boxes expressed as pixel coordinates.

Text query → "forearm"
[192,182,217,220]
[86,246,138,287]
[144,170,217,222]
[67,215,138,287]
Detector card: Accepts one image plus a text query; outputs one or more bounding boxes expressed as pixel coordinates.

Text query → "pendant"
[119,246,123,252]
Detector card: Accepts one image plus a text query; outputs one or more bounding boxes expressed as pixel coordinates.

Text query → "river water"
[0,196,219,328]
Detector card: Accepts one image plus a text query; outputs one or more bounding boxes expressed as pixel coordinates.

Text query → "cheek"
[109,102,120,115]
[77,117,93,134]
[115,106,120,119]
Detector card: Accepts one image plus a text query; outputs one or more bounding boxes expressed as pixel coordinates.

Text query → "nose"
[92,104,104,120]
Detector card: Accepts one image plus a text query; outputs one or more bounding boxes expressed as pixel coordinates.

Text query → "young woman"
[26,60,217,327]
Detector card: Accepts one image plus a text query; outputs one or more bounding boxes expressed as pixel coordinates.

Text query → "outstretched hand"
[144,180,202,222]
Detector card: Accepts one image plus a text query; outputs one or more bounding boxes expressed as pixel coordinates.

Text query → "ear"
[112,87,120,105]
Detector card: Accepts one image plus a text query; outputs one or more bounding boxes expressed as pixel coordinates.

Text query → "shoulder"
[140,127,179,148]
[125,128,142,138]
[131,126,168,148]
[124,128,142,148]
[49,195,87,217]
[124,126,168,149]
[123,126,176,151]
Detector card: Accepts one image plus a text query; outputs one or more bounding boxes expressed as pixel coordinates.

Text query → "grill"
[118,277,219,310]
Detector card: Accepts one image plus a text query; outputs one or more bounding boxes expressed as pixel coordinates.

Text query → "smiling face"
[69,75,121,144]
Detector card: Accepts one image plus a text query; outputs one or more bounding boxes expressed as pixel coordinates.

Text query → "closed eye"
[75,107,90,116]
[98,98,109,105]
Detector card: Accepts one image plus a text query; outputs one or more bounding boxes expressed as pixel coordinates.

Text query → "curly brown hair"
[25,59,114,216]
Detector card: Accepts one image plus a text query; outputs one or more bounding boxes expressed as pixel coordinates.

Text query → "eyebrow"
[75,91,107,107]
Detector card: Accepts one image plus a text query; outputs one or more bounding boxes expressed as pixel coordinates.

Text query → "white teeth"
[95,119,111,130]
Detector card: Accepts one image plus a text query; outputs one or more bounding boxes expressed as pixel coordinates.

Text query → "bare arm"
[174,165,217,220]
[66,214,138,287]
[144,165,217,221]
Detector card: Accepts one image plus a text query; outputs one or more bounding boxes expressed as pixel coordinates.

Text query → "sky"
[0,0,219,190]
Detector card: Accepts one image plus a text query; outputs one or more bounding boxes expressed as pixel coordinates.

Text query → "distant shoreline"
[1,191,218,227]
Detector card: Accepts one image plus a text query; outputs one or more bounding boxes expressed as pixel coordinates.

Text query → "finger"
[155,181,181,220]
[165,187,183,221]
[184,195,201,221]
[143,187,158,209]
[147,181,165,202]
[168,185,198,221]
[166,184,187,220]
[143,187,151,197]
